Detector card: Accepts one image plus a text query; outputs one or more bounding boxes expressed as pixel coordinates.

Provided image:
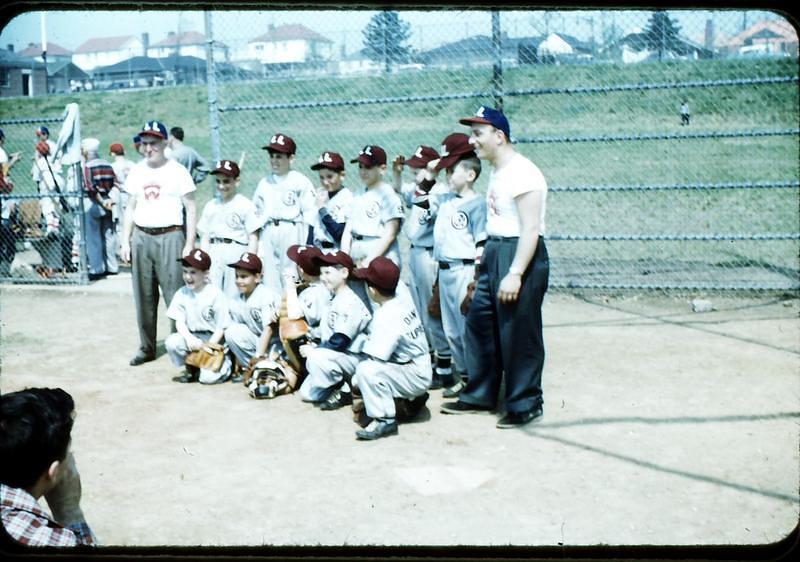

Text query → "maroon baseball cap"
[353,256,400,292]
[314,249,355,271]
[311,151,345,171]
[287,244,323,276]
[211,159,241,178]
[180,248,211,271]
[404,145,439,169]
[109,143,125,155]
[459,105,511,139]
[262,133,297,155]
[228,252,262,274]
[350,145,387,167]
[435,133,477,172]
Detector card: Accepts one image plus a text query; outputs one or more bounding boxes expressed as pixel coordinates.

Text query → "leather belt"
[438,259,474,270]
[319,241,335,249]
[136,224,182,235]
[411,244,433,250]
[268,218,299,226]
[352,233,378,241]
[209,237,244,244]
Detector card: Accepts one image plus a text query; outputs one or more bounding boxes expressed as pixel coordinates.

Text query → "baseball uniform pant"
[408,246,450,358]
[350,236,401,269]
[353,354,432,420]
[438,262,475,373]
[258,221,306,293]
[299,347,360,402]
[165,330,232,383]
[131,227,185,358]
[460,237,549,414]
[209,241,248,299]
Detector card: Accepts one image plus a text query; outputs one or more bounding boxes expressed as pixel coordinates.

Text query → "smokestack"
[142,32,149,56]
[705,19,715,52]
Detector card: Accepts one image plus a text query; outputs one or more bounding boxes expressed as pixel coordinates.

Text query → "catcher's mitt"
[427,277,442,319]
[185,342,225,371]
[247,357,300,400]
[279,316,310,375]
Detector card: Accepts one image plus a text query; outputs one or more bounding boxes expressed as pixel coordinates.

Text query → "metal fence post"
[205,10,221,163]
[491,9,504,111]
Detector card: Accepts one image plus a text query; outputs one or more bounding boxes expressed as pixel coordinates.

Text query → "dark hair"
[0,388,75,489]
[452,156,482,181]
[169,127,185,141]
[368,282,396,298]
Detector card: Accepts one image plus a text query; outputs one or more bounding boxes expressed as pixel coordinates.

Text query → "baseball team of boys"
[119,105,549,441]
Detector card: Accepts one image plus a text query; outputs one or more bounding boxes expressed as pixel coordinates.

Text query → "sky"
[0,8,788,57]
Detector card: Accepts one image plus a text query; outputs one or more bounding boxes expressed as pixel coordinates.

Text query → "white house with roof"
[723,19,798,57]
[18,42,73,63]
[238,24,333,66]
[148,31,229,62]
[73,35,144,71]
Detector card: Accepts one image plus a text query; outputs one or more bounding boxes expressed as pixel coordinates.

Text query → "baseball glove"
[247,357,299,400]
[278,293,311,376]
[460,281,477,316]
[427,276,442,319]
[185,342,225,372]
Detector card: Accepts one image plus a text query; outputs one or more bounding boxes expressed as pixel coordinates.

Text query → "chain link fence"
[1,114,88,284]
[205,8,799,292]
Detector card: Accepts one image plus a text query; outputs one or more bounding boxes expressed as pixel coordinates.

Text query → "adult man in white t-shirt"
[440,106,549,429]
[121,121,197,366]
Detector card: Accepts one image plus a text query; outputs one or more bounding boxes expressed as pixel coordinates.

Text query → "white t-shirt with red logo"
[485,152,547,238]
[125,159,195,228]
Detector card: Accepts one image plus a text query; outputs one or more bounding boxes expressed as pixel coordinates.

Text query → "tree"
[642,11,683,61]
[362,10,412,72]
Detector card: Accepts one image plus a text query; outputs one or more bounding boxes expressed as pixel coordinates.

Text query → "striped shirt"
[0,483,96,547]
[83,157,116,200]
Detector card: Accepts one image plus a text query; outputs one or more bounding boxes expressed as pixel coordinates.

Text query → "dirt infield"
[1,276,798,549]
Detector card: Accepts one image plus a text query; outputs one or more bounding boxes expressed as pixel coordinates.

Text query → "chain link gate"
[203,8,798,292]
[1,111,89,284]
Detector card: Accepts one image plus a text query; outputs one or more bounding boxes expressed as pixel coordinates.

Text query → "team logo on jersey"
[143,184,161,200]
[451,211,469,230]
[417,209,431,225]
[327,311,338,330]
[283,191,297,206]
[365,201,380,219]
[226,212,244,229]
[201,306,216,322]
[250,308,263,327]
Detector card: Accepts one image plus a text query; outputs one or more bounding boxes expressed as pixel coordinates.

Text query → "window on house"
[0,68,9,87]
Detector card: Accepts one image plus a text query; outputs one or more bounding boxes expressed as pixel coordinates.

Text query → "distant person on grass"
[0,387,97,547]
[168,126,211,185]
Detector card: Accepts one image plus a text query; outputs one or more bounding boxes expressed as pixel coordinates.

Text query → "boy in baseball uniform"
[351,257,432,440]
[391,144,453,390]
[198,159,260,298]
[166,248,233,384]
[223,252,283,382]
[252,133,316,292]
[308,151,353,250]
[298,250,372,410]
[431,149,486,397]
[340,145,404,268]
[282,244,331,342]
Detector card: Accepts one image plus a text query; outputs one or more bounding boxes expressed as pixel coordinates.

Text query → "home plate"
[394,466,495,495]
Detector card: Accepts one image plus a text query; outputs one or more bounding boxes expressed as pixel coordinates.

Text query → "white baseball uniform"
[165,283,232,383]
[348,182,404,267]
[197,193,261,298]
[297,281,332,341]
[224,283,282,366]
[252,170,316,291]
[352,293,432,420]
[311,187,353,250]
[432,191,487,372]
[299,285,372,402]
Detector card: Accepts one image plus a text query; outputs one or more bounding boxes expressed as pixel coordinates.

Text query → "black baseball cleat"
[172,370,199,383]
[440,400,492,415]
[442,379,466,398]
[356,418,398,440]
[129,353,155,366]
[319,389,353,411]
[496,406,543,428]
[395,392,429,422]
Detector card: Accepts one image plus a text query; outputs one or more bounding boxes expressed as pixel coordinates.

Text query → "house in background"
[18,42,73,64]
[336,48,382,76]
[148,31,230,62]
[237,24,333,72]
[73,35,145,71]
[419,33,530,69]
[604,29,713,64]
[46,61,90,93]
[536,32,594,63]
[723,19,799,57]
[0,48,47,97]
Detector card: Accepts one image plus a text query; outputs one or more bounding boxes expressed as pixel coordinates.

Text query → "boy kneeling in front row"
[351,257,432,440]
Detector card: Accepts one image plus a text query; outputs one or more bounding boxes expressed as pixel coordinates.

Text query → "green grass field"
[2,56,798,286]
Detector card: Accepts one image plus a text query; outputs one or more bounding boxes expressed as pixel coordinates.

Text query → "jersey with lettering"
[361,296,430,363]
[228,283,281,336]
[252,170,315,223]
[197,193,261,244]
[433,192,487,262]
[400,180,448,247]
[349,182,404,238]
[311,187,353,247]
[320,285,372,350]
[298,281,332,331]
[167,283,230,333]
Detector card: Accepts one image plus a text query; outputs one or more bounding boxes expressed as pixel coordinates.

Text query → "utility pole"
[491,10,503,112]
[40,12,48,94]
